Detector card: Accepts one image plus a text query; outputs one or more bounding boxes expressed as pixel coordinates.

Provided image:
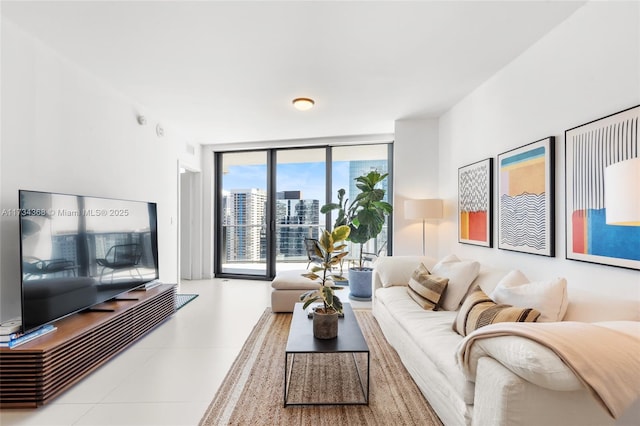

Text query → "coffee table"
[284,302,370,406]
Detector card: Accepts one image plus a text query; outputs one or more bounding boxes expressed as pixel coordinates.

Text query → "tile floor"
[0,278,370,426]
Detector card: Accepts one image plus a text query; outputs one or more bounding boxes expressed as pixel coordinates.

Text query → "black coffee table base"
[283,303,370,407]
[284,351,370,406]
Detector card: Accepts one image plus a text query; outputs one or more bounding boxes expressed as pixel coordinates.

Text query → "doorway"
[179,168,202,280]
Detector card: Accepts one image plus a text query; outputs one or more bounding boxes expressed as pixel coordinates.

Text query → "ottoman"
[270,270,322,313]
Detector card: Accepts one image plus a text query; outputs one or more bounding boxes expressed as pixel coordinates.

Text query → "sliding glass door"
[274,148,327,272]
[215,143,392,279]
[218,151,268,276]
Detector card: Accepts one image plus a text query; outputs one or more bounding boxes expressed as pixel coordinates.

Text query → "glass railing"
[221,224,387,270]
[221,224,324,264]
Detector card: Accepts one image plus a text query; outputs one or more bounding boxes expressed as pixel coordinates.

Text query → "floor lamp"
[405,199,444,256]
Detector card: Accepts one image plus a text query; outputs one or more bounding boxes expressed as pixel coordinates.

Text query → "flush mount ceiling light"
[292,97,315,111]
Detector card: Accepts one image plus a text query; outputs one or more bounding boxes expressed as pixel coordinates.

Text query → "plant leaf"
[302,297,320,310]
[332,251,349,261]
[300,289,320,300]
[373,200,393,213]
[319,229,333,253]
[332,294,343,313]
[320,203,340,214]
[331,225,351,242]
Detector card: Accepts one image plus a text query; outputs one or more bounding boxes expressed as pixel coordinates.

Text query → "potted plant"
[321,170,392,300]
[300,225,350,339]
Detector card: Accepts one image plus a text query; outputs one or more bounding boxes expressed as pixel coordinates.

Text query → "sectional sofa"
[372,255,639,426]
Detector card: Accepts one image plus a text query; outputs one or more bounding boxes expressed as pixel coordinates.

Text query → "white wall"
[0,18,181,321]
[179,140,202,173]
[393,119,440,258]
[437,2,639,321]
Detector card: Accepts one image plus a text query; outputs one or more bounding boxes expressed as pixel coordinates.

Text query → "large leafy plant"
[300,225,350,314]
[321,170,392,270]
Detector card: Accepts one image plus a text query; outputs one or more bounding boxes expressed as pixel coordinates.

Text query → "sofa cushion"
[374,256,437,287]
[431,256,480,311]
[461,334,583,391]
[375,286,476,404]
[271,270,322,290]
[407,263,448,310]
[453,288,541,337]
[490,271,569,322]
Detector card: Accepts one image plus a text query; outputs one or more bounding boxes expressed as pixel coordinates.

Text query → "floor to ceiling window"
[215,143,392,279]
[217,151,268,276]
[332,144,391,265]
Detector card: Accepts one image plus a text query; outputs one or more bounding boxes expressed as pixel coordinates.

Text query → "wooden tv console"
[0,284,176,408]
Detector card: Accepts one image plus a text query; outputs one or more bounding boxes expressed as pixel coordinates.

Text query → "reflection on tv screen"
[19,190,159,332]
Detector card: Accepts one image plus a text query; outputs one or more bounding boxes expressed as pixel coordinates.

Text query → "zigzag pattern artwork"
[459,164,489,213]
[499,193,546,250]
[498,141,551,255]
[459,159,492,246]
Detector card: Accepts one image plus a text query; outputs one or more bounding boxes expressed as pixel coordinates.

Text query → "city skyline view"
[220,156,389,272]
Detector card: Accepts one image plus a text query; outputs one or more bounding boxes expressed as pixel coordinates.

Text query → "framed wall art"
[498,137,555,256]
[565,105,639,270]
[458,158,493,247]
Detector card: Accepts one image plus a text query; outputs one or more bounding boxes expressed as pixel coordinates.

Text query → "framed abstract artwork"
[458,158,493,247]
[497,137,555,257]
[565,105,639,270]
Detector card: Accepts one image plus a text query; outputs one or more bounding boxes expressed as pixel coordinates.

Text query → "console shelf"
[0,284,176,408]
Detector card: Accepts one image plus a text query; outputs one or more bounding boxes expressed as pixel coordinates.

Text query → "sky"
[223,161,351,202]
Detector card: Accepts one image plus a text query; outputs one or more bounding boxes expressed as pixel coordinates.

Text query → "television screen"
[19,190,159,333]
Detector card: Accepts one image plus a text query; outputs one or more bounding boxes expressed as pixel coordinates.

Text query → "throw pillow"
[489,272,568,322]
[431,257,480,311]
[432,254,460,269]
[406,263,448,310]
[494,269,529,287]
[453,287,541,337]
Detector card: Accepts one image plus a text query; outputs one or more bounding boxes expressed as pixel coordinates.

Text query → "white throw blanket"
[456,321,640,419]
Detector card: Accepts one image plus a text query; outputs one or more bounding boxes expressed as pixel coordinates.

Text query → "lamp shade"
[404,199,443,220]
[605,158,640,225]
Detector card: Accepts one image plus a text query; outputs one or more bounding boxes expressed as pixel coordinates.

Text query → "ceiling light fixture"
[292,97,315,111]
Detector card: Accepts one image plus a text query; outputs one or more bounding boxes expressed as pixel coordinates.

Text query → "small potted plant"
[321,170,392,300]
[300,225,350,339]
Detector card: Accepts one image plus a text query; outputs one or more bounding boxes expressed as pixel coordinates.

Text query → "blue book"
[7,325,57,348]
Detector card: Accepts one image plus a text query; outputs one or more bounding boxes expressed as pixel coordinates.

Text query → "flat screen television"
[19,190,159,333]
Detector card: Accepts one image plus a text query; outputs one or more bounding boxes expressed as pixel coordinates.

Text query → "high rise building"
[223,188,267,261]
[276,191,319,259]
[222,189,320,262]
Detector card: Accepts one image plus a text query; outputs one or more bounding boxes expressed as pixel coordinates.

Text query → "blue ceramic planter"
[348,268,373,301]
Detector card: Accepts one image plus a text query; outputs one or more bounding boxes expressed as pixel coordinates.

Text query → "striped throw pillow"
[453,287,541,337]
[407,263,448,310]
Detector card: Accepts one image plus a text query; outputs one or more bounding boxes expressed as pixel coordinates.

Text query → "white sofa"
[372,255,640,426]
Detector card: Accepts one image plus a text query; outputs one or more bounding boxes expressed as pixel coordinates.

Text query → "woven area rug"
[199,308,443,425]
[175,293,198,310]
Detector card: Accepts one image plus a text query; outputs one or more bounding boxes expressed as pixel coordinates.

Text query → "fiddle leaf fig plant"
[300,225,351,313]
[321,170,392,270]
